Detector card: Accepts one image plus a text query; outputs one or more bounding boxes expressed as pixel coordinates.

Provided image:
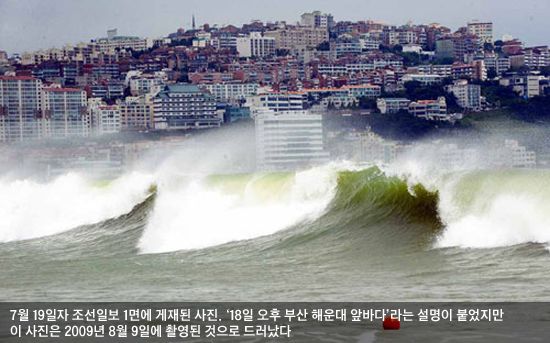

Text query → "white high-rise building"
[236,33,276,58]
[247,92,307,112]
[446,80,482,110]
[0,76,44,142]
[42,87,88,138]
[254,109,329,170]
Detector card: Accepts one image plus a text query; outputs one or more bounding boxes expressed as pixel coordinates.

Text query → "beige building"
[408,97,449,121]
[119,95,154,131]
[467,21,493,44]
[264,26,328,51]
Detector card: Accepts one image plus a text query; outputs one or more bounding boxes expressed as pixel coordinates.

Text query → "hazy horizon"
[0,0,549,55]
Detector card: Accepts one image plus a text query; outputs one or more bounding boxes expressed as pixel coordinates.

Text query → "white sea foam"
[137,164,340,254]
[436,192,550,249]
[0,172,154,242]
[384,156,550,250]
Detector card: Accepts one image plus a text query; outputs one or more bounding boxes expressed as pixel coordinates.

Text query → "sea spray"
[434,170,550,249]
[0,172,155,242]
[137,164,341,254]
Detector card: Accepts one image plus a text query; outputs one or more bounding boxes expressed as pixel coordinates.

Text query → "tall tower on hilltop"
[192,14,196,30]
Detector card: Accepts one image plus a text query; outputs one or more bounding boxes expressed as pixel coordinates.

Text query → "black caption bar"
[1,303,549,342]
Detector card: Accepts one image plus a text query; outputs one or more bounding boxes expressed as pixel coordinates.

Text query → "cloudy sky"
[0,0,549,54]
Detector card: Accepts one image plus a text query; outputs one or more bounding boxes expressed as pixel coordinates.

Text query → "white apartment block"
[335,40,362,57]
[402,74,445,85]
[377,98,411,114]
[523,46,550,69]
[129,75,165,96]
[359,35,382,51]
[203,83,259,102]
[254,109,329,170]
[408,97,449,121]
[41,87,88,138]
[95,29,152,53]
[0,76,44,142]
[247,92,307,112]
[446,80,482,110]
[236,33,276,58]
[483,54,511,75]
[415,65,453,77]
[95,106,121,134]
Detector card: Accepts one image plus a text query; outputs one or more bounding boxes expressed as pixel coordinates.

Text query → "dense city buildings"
[0,10,548,156]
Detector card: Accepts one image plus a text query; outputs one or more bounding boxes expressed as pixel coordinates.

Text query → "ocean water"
[1,163,549,302]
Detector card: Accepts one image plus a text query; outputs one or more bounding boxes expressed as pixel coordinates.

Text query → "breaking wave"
[137,164,341,254]
[1,164,549,254]
[435,170,550,249]
[0,172,154,242]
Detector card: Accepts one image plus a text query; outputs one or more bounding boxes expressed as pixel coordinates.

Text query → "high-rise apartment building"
[254,109,329,170]
[41,87,88,138]
[0,76,44,142]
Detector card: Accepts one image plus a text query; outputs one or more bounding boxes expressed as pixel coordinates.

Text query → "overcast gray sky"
[0,0,549,54]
